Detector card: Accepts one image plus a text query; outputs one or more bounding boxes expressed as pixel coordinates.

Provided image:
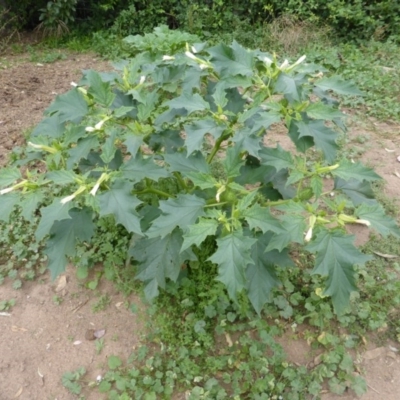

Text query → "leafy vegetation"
[1,40,399,318]
[2,2,400,399]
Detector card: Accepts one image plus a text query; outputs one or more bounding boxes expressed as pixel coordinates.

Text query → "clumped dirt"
[1,50,400,399]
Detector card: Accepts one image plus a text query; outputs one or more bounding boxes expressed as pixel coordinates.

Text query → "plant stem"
[134,188,171,198]
[204,201,228,207]
[207,135,226,164]
[263,199,292,206]
[174,172,189,192]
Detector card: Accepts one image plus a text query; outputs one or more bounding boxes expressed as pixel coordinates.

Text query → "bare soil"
[1,49,400,399]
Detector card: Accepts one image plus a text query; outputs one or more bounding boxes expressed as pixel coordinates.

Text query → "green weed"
[92,294,111,313]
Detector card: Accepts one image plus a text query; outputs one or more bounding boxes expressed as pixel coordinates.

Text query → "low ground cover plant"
[1,39,399,318]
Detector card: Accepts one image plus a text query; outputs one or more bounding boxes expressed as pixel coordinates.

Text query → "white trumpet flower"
[60,186,86,204]
[90,173,109,196]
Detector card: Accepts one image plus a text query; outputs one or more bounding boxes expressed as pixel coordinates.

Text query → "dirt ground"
[1,50,400,399]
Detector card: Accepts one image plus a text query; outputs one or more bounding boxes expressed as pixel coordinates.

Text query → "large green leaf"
[100,130,118,164]
[181,218,218,252]
[131,229,196,299]
[167,93,210,114]
[208,231,256,301]
[67,136,100,169]
[45,208,94,279]
[355,204,400,238]
[124,134,145,157]
[296,120,338,162]
[315,76,363,96]
[242,204,285,234]
[223,145,245,178]
[246,110,282,135]
[288,120,314,153]
[305,102,344,120]
[0,192,20,222]
[306,230,371,314]
[275,73,300,101]
[85,70,116,107]
[31,115,65,138]
[247,232,294,315]
[332,161,381,182]
[0,167,21,188]
[185,172,218,189]
[46,170,79,185]
[35,198,73,240]
[208,41,254,77]
[147,194,206,238]
[334,178,376,206]
[232,127,262,157]
[165,151,210,175]
[45,89,88,123]
[184,119,225,155]
[20,191,45,222]
[259,145,294,171]
[121,154,170,182]
[98,180,142,235]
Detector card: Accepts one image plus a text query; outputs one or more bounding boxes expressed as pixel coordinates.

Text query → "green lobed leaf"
[355,203,400,238]
[247,232,294,315]
[209,230,256,302]
[31,114,65,138]
[137,91,159,122]
[85,70,116,107]
[311,175,323,198]
[184,119,225,155]
[131,229,196,299]
[167,93,210,114]
[223,145,245,178]
[305,102,344,120]
[67,136,100,169]
[35,198,73,241]
[0,167,21,188]
[288,120,315,153]
[242,204,286,234]
[164,151,210,175]
[186,172,218,189]
[236,190,258,212]
[212,82,228,109]
[334,178,376,206]
[332,160,381,182]
[100,130,118,164]
[45,207,94,279]
[146,194,206,238]
[0,192,20,222]
[286,170,304,186]
[113,106,135,118]
[19,191,45,222]
[275,73,301,101]
[232,127,262,157]
[121,154,170,182]
[46,170,79,185]
[208,41,254,77]
[181,218,218,252]
[246,109,282,135]
[124,134,144,157]
[259,145,294,171]
[296,120,338,163]
[45,89,88,124]
[98,180,142,235]
[306,229,371,314]
[315,76,363,96]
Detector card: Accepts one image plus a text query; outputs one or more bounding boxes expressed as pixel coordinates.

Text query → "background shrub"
[3,0,399,41]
